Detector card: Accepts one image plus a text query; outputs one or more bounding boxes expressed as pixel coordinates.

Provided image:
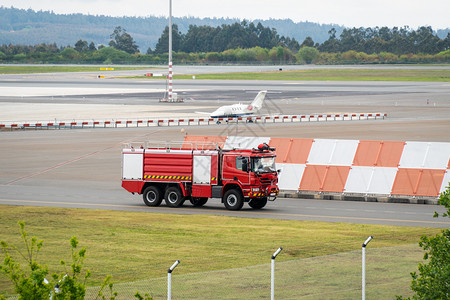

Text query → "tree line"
[0,6,347,51]
[0,23,448,65]
[152,21,300,54]
[319,26,449,55]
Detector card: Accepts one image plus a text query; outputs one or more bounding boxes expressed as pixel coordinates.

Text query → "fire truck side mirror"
[277,169,281,174]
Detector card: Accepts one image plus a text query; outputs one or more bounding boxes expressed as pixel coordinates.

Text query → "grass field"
[173,68,450,81]
[1,65,448,81]
[0,65,156,74]
[0,205,442,298]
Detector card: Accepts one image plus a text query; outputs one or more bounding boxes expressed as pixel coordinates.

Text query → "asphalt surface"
[0,65,449,228]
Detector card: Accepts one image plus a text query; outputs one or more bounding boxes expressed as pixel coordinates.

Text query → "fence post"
[362,236,373,300]
[271,247,283,300]
[168,260,180,300]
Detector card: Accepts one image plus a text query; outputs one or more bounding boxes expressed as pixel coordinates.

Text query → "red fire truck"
[121,142,279,210]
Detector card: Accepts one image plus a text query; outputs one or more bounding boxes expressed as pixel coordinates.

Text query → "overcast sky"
[1,0,449,29]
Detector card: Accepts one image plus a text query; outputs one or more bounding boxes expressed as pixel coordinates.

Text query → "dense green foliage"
[397,185,450,299]
[0,7,449,65]
[153,21,300,54]
[319,26,449,54]
[0,222,150,299]
[109,26,139,54]
[0,222,91,299]
[0,6,346,51]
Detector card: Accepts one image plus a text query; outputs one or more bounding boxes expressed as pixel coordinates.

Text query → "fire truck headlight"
[252,188,260,192]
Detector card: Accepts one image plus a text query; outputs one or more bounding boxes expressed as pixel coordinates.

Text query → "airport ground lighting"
[167,260,180,300]
[362,236,373,300]
[271,247,283,300]
[363,236,373,248]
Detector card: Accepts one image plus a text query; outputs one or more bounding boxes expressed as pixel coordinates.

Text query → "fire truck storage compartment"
[192,185,212,197]
[122,150,144,180]
[193,155,211,184]
[144,150,193,179]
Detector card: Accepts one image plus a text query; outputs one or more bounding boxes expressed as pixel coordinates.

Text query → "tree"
[300,36,315,48]
[0,222,150,299]
[296,46,319,64]
[93,47,130,63]
[0,222,93,299]
[397,185,450,299]
[318,28,341,53]
[60,47,80,60]
[154,24,183,54]
[0,221,51,299]
[74,40,88,53]
[88,42,97,52]
[109,26,139,54]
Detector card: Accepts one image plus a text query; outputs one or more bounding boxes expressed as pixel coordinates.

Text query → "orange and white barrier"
[185,135,450,199]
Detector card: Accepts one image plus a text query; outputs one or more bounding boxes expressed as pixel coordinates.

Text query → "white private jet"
[197,91,267,122]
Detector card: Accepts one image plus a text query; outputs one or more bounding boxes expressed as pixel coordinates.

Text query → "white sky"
[1,0,449,29]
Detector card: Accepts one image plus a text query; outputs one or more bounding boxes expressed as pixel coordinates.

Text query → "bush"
[0,222,152,299]
[60,47,81,60]
[0,222,90,299]
[205,52,222,62]
[397,185,450,299]
[296,46,320,64]
[93,47,130,63]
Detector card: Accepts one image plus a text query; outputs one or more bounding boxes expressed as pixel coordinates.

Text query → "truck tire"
[190,197,208,207]
[223,189,244,210]
[165,187,184,207]
[248,197,268,209]
[143,186,163,207]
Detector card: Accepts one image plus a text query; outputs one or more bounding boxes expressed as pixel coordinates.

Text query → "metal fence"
[84,244,421,299]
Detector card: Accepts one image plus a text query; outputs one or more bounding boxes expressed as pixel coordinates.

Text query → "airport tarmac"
[1,72,450,141]
[0,66,449,226]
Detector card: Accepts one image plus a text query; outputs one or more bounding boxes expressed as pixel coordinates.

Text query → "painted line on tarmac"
[3,130,162,186]
[1,198,449,226]
[4,148,111,186]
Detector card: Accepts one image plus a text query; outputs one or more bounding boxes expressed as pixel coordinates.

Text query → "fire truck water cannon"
[254,143,275,152]
[121,141,279,211]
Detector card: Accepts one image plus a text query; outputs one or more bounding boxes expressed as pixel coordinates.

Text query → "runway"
[0,66,449,227]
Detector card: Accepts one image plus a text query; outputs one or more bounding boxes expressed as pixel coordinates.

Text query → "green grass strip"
[174,68,450,81]
[85,244,422,299]
[0,65,157,74]
[0,205,441,297]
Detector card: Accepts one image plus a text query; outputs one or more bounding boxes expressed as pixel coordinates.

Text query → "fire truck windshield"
[252,156,276,173]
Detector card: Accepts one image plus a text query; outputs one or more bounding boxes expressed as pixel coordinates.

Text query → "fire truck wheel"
[143,186,163,207]
[223,189,244,210]
[248,197,268,209]
[190,197,208,207]
[165,187,184,207]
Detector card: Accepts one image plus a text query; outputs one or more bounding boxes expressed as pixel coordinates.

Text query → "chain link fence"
[84,244,421,299]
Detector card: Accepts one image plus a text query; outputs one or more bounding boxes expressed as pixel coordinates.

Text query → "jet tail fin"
[248,90,267,111]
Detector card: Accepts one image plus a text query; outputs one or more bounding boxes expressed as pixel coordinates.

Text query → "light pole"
[167,260,179,300]
[362,236,373,300]
[271,247,283,300]
[168,0,173,102]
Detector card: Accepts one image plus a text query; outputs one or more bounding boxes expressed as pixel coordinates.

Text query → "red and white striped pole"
[168,0,173,102]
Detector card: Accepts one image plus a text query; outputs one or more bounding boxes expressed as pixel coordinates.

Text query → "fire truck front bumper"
[247,185,278,200]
